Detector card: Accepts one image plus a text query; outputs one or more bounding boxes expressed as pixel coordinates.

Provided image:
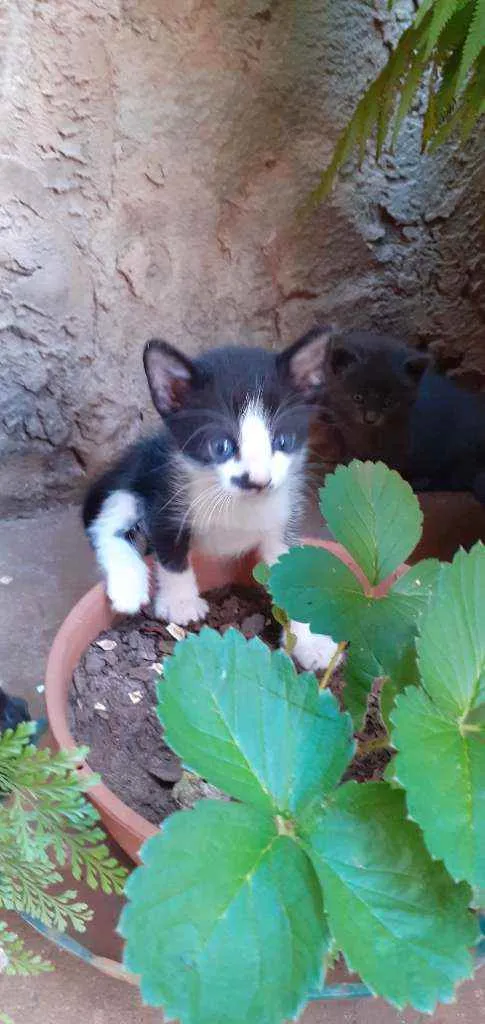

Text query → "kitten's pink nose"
[231,472,271,492]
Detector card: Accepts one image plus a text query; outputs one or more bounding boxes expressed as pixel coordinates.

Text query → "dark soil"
[69,584,390,826]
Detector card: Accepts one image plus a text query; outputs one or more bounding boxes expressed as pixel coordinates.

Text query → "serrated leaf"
[392,50,428,146]
[391,686,485,890]
[320,462,422,585]
[158,627,354,816]
[268,546,440,724]
[417,543,485,718]
[456,0,485,91]
[413,0,443,29]
[121,801,328,1024]
[305,783,476,1012]
[422,0,465,58]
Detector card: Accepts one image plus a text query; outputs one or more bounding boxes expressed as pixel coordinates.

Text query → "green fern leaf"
[456,0,485,91]
[392,49,429,146]
[422,0,465,57]
[429,55,485,147]
[313,0,485,201]
[0,920,53,976]
[412,0,442,28]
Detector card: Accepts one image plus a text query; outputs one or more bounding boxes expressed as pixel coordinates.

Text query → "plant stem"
[318,642,348,690]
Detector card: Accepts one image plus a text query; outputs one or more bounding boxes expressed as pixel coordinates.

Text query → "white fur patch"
[154,563,209,626]
[290,620,340,672]
[186,463,304,558]
[259,538,340,671]
[239,406,273,487]
[216,403,293,495]
[88,491,149,614]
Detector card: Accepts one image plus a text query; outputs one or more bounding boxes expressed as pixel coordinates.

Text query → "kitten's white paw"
[290,621,341,672]
[107,564,150,615]
[154,593,209,627]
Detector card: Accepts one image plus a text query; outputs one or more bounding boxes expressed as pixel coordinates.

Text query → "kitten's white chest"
[188,475,296,558]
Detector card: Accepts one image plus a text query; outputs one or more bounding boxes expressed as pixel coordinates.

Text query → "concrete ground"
[1,502,484,1023]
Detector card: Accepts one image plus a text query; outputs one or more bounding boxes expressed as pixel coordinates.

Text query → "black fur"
[320,330,485,501]
[83,332,328,573]
[0,686,31,734]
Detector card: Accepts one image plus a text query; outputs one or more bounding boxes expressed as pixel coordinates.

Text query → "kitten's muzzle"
[363,411,381,425]
[231,472,271,492]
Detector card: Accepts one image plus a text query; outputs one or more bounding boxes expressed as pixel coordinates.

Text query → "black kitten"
[320,330,485,502]
[82,329,341,671]
[320,331,428,471]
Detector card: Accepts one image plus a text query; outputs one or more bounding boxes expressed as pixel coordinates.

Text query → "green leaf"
[422,0,465,57]
[305,783,477,1012]
[390,544,485,891]
[417,543,485,719]
[457,0,485,91]
[158,627,354,816]
[391,686,485,890]
[121,801,328,1024]
[252,561,270,586]
[320,461,423,585]
[392,50,428,146]
[268,546,440,724]
[0,921,53,976]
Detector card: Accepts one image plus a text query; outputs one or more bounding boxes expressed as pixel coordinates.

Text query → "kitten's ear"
[404,351,430,383]
[143,339,196,415]
[278,327,332,391]
[329,342,359,376]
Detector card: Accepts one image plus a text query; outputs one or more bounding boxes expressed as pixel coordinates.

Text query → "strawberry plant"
[120,462,483,1023]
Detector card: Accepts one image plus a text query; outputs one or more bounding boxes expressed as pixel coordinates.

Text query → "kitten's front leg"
[151,526,208,627]
[259,533,341,672]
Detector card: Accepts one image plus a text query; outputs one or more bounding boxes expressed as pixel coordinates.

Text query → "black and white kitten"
[83,329,339,670]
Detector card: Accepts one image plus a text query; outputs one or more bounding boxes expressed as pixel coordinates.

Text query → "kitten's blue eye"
[208,436,236,462]
[273,432,296,453]
[353,393,364,404]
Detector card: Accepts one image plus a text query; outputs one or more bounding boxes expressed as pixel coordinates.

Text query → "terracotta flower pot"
[45,538,401,864]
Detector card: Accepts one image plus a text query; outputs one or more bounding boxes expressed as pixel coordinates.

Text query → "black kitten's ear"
[404,352,430,383]
[278,327,332,391]
[143,339,196,415]
[329,342,359,376]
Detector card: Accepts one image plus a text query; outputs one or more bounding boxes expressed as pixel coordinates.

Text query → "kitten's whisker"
[175,483,222,539]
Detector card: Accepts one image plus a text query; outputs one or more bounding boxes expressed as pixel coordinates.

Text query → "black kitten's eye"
[353,393,364,404]
[383,397,393,408]
[273,431,296,453]
[208,436,236,462]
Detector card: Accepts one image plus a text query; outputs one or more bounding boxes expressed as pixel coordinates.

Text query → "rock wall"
[1,0,484,516]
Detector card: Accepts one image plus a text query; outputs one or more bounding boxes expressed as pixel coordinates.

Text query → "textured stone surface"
[1,0,484,515]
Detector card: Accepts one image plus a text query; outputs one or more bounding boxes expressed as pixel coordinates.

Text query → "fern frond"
[429,52,485,146]
[422,0,464,56]
[0,920,53,976]
[392,48,429,147]
[314,0,485,202]
[0,724,127,977]
[457,0,485,91]
[0,847,92,932]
